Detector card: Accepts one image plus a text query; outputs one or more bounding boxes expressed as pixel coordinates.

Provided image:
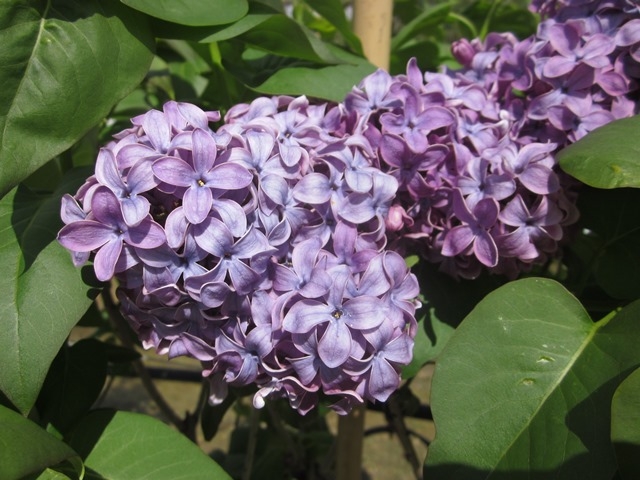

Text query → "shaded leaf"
[239,14,342,63]
[0,171,97,414]
[145,2,276,43]
[558,115,640,189]
[0,0,154,199]
[611,367,640,480]
[121,0,248,26]
[0,404,83,480]
[201,393,237,441]
[425,278,640,480]
[68,410,232,479]
[302,0,362,54]
[575,188,640,300]
[36,339,108,435]
[391,3,452,51]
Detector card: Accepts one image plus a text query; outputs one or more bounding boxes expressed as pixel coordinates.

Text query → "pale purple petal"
[93,238,123,281]
[204,162,253,190]
[293,173,331,204]
[58,221,115,251]
[152,157,196,187]
[473,231,498,267]
[283,300,332,333]
[183,185,213,224]
[343,297,385,330]
[368,357,400,402]
[442,225,475,256]
[318,320,352,368]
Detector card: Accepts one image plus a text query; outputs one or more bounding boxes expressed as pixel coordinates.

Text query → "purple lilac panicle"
[58,99,418,415]
[339,0,639,278]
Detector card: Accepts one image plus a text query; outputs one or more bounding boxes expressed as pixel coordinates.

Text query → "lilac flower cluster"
[58,0,639,412]
[58,99,419,415]
[337,0,640,278]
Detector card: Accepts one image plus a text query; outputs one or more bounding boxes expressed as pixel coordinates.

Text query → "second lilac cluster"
[337,0,639,278]
[58,99,419,414]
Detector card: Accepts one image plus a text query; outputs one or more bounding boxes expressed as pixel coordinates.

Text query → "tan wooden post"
[352,0,394,70]
[335,3,393,479]
[336,403,367,480]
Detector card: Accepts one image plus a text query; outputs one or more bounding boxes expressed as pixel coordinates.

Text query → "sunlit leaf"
[558,115,640,189]
[425,278,640,479]
[403,264,504,379]
[0,404,83,480]
[0,171,97,414]
[68,410,232,479]
[252,45,374,101]
[0,0,154,199]
[121,0,248,26]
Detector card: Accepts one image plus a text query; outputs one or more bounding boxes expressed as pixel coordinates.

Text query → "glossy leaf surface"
[68,410,232,479]
[425,278,640,479]
[0,172,96,414]
[0,0,154,199]
[558,115,640,189]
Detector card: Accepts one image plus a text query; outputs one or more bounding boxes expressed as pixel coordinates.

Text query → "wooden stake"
[334,2,393,478]
[352,0,393,70]
[336,403,366,480]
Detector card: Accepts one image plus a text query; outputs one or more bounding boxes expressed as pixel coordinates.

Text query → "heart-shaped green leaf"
[0,172,96,414]
[68,410,232,479]
[121,0,248,27]
[0,404,83,480]
[424,278,640,479]
[557,115,640,189]
[0,0,154,199]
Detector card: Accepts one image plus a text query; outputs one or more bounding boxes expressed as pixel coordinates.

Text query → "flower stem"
[242,406,261,480]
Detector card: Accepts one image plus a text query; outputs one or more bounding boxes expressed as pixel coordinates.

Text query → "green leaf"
[121,0,248,26]
[239,14,342,63]
[302,0,362,54]
[391,3,452,52]
[0,0,154,199]
[403,263,504,378]
[68,410,232,479]
[574,187,640,300]
[0,404,83,480]
[425,278,640,479]
[252,45,375,101]
[36,339,108,435]
[0,172,97,414]
[558,115,640,189]
[611,367,640,480]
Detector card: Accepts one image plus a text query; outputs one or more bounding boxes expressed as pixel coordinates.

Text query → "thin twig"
[99,291,185,431]
[242,406,261,480]
[387,395,422,480]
